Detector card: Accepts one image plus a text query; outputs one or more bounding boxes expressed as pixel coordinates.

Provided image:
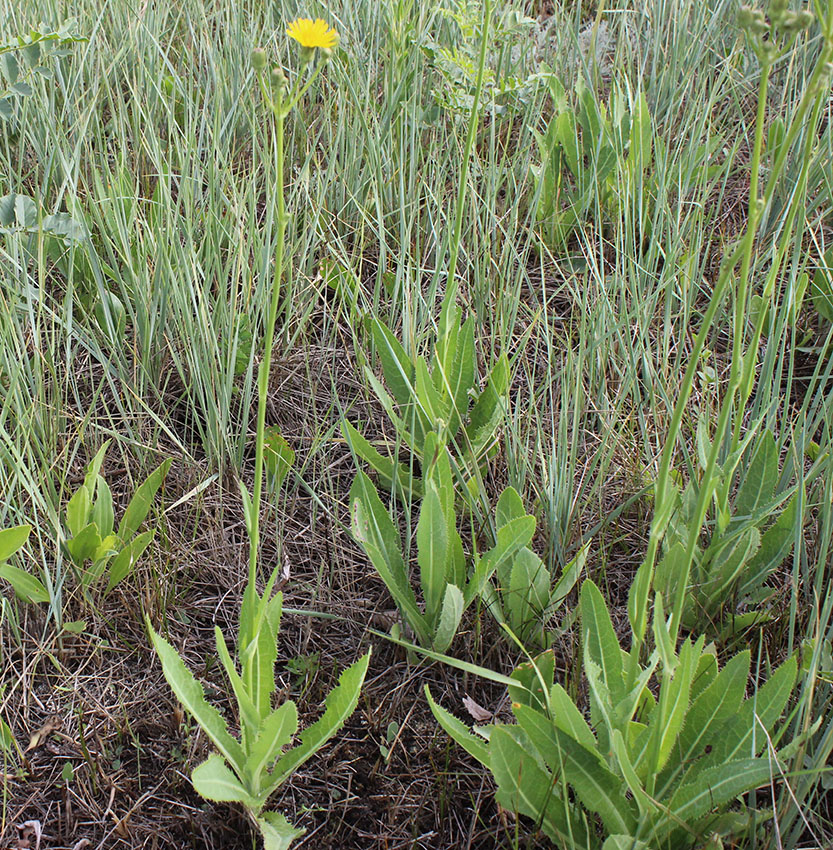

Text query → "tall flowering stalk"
[148,22,369,850]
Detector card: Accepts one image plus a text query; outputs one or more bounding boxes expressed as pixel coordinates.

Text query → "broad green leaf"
[0,564,49,603]
[0,525,30,562]
[664,758,774,839]
[264,428,295,494]
[627,91,652,176]
[350,472,429,644]
[105,530,153,593]
[371,318,415,408]
[341,421,422,499]
[91,476,114,537]
[548,683,597,752]
[509,650,555,714]
[425,685,489,766]
[246,701,299,789]
[515,704,638,835]
[738,493,798,597]
[490,725,586,846]
[734,431,777,520]
[611,729,657,819]
[444,316,475,436]
[257,811,305,850]
[602,837,650,850]
[65,487,91,539]
[648,637,699,773]
[702,527,761,606]
[417,483,449,620]
[466,516,535,605]
[83,442,110,494]
[581,581,624,703]
[67,524,103,569]
[466,353,509,452]
[507,549,550,637]
[693,655,797,775]
[118,458,171,541]
[496,487,525,529]
[433,584,464,653]
[192,754,257,806]
[147,621,246,773]
[269,651,370,789]
[666,650,749,779]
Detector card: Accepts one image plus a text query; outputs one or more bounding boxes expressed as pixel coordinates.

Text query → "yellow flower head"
[286,18,338,50]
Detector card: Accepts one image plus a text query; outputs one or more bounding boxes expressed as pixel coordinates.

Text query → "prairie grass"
[1,0,833,847]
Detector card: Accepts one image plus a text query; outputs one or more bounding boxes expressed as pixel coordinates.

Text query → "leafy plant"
[344,297,509,502]
[148,29,371,850]
[350,431,534,651]
[428,581,799,849]
[148,594,370,850]
[480,485,586,648]
[532,73,720,248]
[532,74,653,247]
[0,20,86,120]
[62,442,171,597]
[0,524,41,604]
[654,428,802,639]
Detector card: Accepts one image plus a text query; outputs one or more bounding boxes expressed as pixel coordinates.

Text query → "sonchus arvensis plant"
[147,21,369,850]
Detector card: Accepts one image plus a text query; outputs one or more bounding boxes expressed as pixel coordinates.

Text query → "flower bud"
[251,47,267,72]
[270,66,287,90]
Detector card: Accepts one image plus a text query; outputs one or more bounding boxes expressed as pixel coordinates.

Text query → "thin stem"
[249,85,287,587]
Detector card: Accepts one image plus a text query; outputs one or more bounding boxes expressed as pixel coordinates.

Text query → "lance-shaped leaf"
[268,651,370,789]
[147,620,246,775]
[192,754,258,807]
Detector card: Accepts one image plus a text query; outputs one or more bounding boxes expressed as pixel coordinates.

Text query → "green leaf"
[467,515,535,605]
[509,650,555,714]
[738,493,798,597]
[350,472,429,645]
[495,487,525,529]
[466,353,509,454]
[659,651,750,789]
[269,651,370,789]
[0,563,49,603]
[490,725,589,846]
[371,318,415,408]
[147,620,246,774]
[246,701,299,789]
[417,482,449,621]
[581,581,624,703]
[0,525,30,562]
[548,683,597,751]
[433,584,464,653]
[665,758,774,837]
[515,704,638,835]
[341,420,422,499]
[425,685,489,766]
[67,524,103,570]
[191,754,257,806]
[105,530,153,593]
[256,811,305,850]
[264,428,295,493]
[91,476,114,537]
[118,458,171,541]
[734,431,778,520]
[213,626,260,739]
[65,487,91,539]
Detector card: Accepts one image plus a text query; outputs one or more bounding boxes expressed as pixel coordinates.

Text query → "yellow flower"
[286,18,338,50]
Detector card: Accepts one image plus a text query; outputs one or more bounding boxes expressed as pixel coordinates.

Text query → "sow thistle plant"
[147,22,369,850]
[428,582,801,849]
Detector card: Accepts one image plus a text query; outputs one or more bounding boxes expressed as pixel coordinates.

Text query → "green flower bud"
[270,65,287,89]
[251,47,267,72]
